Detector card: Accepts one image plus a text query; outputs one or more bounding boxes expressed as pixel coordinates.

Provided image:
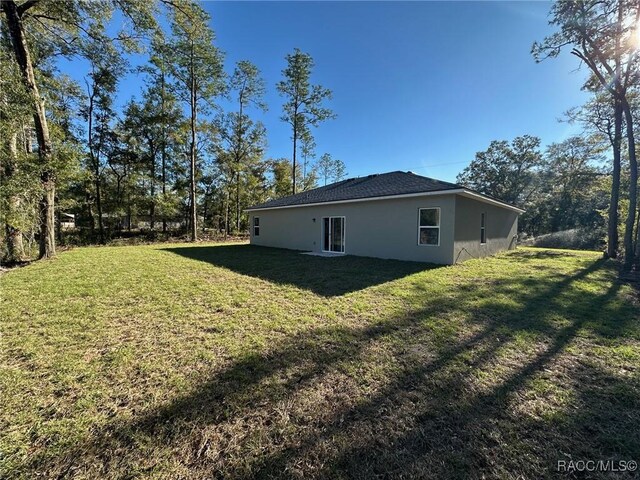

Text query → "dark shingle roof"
[248,171,462,210]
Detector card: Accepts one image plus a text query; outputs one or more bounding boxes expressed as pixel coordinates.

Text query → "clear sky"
[69,1,593,183]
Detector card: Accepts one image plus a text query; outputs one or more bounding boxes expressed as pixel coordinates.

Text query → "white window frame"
[417,207,440,247]
[321,216,346,254]
[253,216,260,237]
[480,212,487,245]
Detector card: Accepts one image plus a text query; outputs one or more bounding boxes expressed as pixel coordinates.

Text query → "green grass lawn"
[1,243,639,479]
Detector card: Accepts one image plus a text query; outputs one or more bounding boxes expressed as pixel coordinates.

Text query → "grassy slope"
[1,244,639,479]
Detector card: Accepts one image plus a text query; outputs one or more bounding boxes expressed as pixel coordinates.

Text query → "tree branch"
[17,0,39,16]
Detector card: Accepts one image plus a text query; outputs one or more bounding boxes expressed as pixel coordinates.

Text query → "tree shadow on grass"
[22,253,640,479]
[233,257,639,479]
[163,244,438,297]
[324,281,634,479]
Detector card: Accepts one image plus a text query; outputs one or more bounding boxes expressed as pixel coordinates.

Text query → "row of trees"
[458,0,640,273]
[535,0,640,272]
[457,134,609,241]
[5,0,639,273]
[0,0,347,263]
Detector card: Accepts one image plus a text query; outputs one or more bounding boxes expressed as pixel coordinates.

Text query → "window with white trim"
[480,213,486,244]
[418,208,440,246]
[253,216,260,236]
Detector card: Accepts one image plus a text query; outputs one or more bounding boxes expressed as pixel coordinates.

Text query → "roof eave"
[457,190,526,214]
[245,189,457,212]
[246,188,524,214]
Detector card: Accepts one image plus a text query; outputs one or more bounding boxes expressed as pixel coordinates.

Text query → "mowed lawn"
[1,244,639,479]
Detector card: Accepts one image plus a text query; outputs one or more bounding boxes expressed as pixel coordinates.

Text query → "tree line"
[0,0,347,263]
[3,0,640,275]
[457,0,640,274]
[457,134,610,246]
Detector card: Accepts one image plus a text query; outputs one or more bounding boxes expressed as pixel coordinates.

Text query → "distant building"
[59,213,75,230]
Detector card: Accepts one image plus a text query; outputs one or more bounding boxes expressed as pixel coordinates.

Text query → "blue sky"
[70,1,592,183]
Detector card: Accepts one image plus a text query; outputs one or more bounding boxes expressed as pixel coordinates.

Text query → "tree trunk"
[607,6,623,260]
[235,99,244,233]
[607,99,622,259]
[302,155,307,188]
[189,108,197,241]
[94,160,105,243]
[39,178,55,255]
[202,193,207,234]
[149,138,155,230]
[292,120,297,195]
[56,210,62,245]
[189,43,197,242]
[235,171,241,233]
[161,79,167,234]
[622,101,638,271]
[2,0,55,259]
[4,132,25,263]
[634,207,640,262]
[224,190,229,240]
[161,148,167,233]
[87,188,95,236]
[86,85,105,244]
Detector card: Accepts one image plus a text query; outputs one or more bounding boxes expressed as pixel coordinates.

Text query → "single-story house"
[246,171,524,264]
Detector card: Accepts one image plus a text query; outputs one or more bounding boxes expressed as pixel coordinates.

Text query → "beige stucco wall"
[249,193,519,264]
[250,195,456,264]
[453,195,518,263]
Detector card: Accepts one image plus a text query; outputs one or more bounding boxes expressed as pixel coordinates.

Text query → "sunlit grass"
[1,244,638,479]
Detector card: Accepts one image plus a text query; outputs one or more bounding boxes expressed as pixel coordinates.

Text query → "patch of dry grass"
[1,244,638,479]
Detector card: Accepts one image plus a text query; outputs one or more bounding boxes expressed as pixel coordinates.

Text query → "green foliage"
[277,48,335,131]
[459,135,609,243]
[166,1,225,110]
[1,34,84,261]
[522,136,609,237]
[214,61,268,233]
[316,152,347,186]
[230,60,267,111]
[457,135,544,206]
[271,158,294,198]
[0,32,37,261]
[18,0,158,64]
[0,134,41,261]
[116,80,186,230]
[533,0,640,268]
[277,48,335,193]
[1,0,165,256]
[298,130,318,191]
[532,0,639,82]
[141,34,188,229]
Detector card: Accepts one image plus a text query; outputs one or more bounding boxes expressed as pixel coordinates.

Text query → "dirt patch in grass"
[1,245,639,479]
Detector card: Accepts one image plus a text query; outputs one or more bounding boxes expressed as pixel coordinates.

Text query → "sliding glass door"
[322,216,345,253]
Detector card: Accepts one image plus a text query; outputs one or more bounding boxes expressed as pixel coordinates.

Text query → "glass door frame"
[321,216,346,253]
